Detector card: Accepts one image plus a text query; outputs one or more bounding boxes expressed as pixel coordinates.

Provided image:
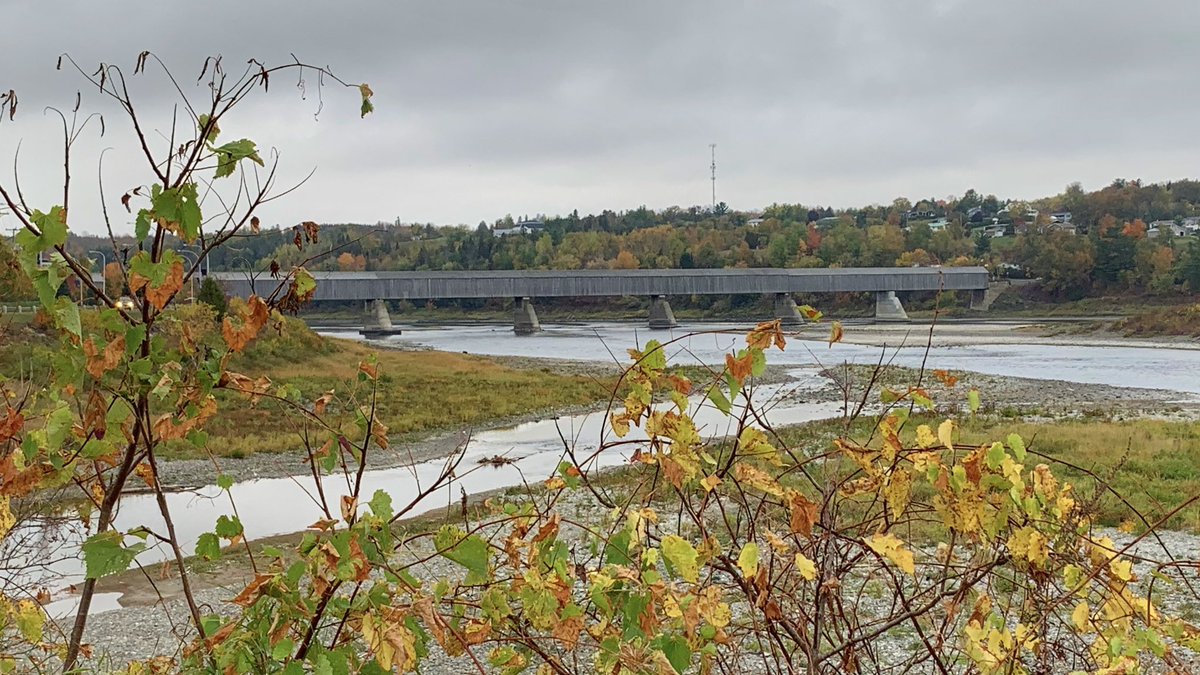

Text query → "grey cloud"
[2,0,1199,233]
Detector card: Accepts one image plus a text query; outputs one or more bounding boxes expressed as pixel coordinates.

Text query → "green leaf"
[985,442,1006,470]
[660,535,699,583]
[195,532,221,560]
[967,389,981,414]
[707,386,731,415]
[216,474,233,490]
[880,388,902,404]
[150,184,203,242]
[31,207,68,249]
[45,401,73,451]
[135,209,151,241]
[641,339,666,371]
[605,529,633,565]
[434,525,489,582]
[271,638,295,661]
[81,531,145,579]
[53,297,81,337]
[359,83,375,118]
[212,139,264,180]
[658,635,691,674]
[293,267,317,297]
[1007,433,1027,462]
[749,347,766,377]
[368,489,393,520]
[215,515,243,539]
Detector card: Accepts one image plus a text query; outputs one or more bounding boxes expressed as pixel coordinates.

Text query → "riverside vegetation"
[1,53,1199,674]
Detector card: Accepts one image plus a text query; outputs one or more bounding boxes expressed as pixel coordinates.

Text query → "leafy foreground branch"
[1,53,1199,675]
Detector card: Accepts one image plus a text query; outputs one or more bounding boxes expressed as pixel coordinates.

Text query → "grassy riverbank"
[1,309,619,461]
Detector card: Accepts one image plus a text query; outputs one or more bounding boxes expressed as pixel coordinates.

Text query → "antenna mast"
[709,143,717,210]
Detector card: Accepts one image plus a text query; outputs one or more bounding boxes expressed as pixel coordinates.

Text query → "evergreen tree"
[197,275,228,318]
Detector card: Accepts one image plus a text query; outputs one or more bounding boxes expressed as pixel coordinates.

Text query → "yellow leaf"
[916,425,936,449]
[865,532,915,575]
[1071,601,1091,633]
[736,542,759,579]
[828,320,844,346]
[794,553,817,581]
[884,469,912,520]
[14,599,44,643]
[1007,526,1050,567]
[937,419,955,450]
[0,496,14,538]
[700,475,722,492]
[1109,558,1133,583]
[732,462,785,497]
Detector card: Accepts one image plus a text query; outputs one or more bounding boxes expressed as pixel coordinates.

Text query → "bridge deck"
[210,267,988,301]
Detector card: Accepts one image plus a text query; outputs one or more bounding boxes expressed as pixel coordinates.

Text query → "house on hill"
[493,220,545,237]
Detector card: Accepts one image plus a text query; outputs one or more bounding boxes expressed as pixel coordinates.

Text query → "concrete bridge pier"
[970,288,988,310]
[648,295,678,329]
[361,299,402,337]
[874,291,909,322]
[513,297,541,335]
[773,293,805,326]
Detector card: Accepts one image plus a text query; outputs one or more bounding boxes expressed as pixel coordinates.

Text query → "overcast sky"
[1,0,1198,235]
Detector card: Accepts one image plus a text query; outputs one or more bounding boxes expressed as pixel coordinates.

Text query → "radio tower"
[709,143,717,211]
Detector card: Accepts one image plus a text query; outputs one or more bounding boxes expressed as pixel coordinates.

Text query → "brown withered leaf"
[340,495,357,522]
[308,518,337,532]
[789,492,820,538]
[128,260,184,311]
[313,390,334,416]
[151,396,217,441]
[301,220,320,245]
[746,320,786,351]
[269,260,280,278]
[83,335,125,379]
[229,574,274,608]
[249,215,260,233]
[358,361,378,380]
[0,406,25,444]
[221,295,269,352]
[725,351,753,383]
[120,193,132,212]
[369,418,389,450]
[134,462,156,488]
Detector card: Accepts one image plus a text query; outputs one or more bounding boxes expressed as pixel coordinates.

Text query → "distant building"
[983,224,1008,238]
[1050,212,1072,224]
[493,220,545,237]
[927,218,950,232]
[746,217,765,226]
[1148,221,1186,239]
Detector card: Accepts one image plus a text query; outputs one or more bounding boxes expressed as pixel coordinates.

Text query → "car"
[116,296,135,311]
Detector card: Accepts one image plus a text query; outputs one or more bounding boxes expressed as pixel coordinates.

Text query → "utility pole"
[709,143,717,211]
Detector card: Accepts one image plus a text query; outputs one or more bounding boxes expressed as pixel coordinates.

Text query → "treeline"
[7,177,1200,303]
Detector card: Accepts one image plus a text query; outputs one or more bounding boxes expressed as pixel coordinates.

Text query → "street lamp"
[87,250,107,301]
[177,250,200,302]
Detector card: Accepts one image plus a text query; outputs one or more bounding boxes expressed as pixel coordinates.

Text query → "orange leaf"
[229,574,274,607]
[83,335,126,379]
[221,295,269,352]
[828,321,844,346]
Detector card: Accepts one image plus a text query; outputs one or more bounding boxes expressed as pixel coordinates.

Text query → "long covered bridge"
[210,267,989,333]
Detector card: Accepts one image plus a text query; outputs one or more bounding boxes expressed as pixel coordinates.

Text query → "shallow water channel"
[13,320,1200,616]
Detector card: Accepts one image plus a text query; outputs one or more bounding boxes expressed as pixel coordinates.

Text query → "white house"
[493,220,545,237]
